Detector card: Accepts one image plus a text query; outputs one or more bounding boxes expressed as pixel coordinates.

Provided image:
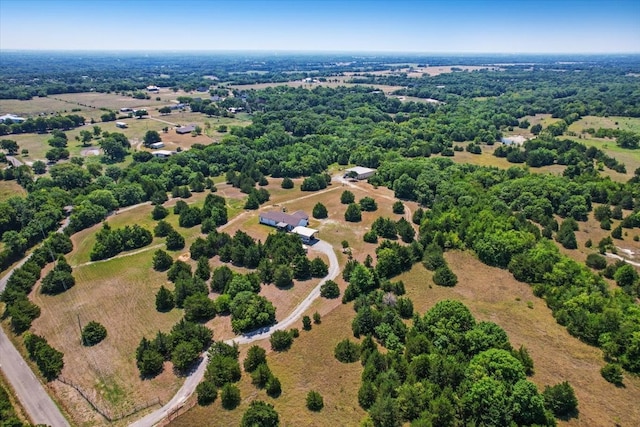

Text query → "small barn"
[344,166,376,180]
[152,150,175,158]
[176,124,196,134]
[115,121,128,128]
[291,226,318,244]
[149,142,165,149]
[259,210,309,231]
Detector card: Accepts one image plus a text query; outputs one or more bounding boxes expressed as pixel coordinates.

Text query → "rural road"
[130,239,339,427]
[0,330,70,427]
[0,216,72,427]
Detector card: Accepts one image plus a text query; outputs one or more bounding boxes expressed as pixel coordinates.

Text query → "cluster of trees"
[494,136,626,174]
[196,342,242,407]
[40,256,75,295]
[584,127,640,149]
[372,158,640,373]
[300,173,331,191]
[24,332,64,381]
[0,189,67,272]
[0,114,85,136]
[1,233,73,333]
[341,300,570,425]
[89,223,152,261]
[364,216,415,244]
[135,319,212,377]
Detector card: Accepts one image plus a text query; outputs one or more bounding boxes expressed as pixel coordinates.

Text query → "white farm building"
[344,166,376,180]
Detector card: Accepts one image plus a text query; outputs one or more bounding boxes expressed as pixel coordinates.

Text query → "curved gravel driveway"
[130,239,339,427]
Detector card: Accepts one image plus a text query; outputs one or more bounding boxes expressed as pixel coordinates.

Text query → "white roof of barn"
[152,150,174,156]
[345,166,376,175]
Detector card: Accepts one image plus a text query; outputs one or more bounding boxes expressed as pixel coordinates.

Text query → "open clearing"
[0,180,27,201]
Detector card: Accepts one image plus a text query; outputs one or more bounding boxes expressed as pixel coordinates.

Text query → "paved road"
[130,239,339,427]
[0,329,70,427]
[0,216,72,427]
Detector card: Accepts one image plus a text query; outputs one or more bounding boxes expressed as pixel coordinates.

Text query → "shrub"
[154,220,173,237]
[585,253,607,270]
[359,197,377,211]
[270,330,293,351]
[241,401,279,427]
[251,363,272,388]
[313,311,321,324]
[334,339,360,363]
[363,230,378,243]
[310,257,328,277]
[244,345,267,373]
[320,280,340,298]
[312,202,328,219]
[543,381,578,418]
[221,384,241,410]
[151,204,168,220]
[281,177,294,189]
[306,390,324,411]
[345,203,362,222]
[152,249,173,271]
[155,285,175,312]
[433,265,458,287]
[302,316,312,331]
[600,363,623,386]
[196,381,217,406]
[81,321,107,346]
[392,201,405,214]
[266,375,282,398]
[165,229,185,250]
[340,190,355,204]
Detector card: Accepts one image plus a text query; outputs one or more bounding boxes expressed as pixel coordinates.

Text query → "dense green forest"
[1,53,639,424]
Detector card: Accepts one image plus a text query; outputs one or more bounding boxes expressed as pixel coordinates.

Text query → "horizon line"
[2,49,640,56]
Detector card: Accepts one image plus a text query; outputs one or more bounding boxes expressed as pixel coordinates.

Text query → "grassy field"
[570,115,640,134]
[0,180,26,201]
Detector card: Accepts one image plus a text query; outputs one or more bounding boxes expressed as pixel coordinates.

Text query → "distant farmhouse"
[344,166,376,180]
[176,124,197,134]
[259,210,309,231]
[0,114,26,124]
[147,85,160,93]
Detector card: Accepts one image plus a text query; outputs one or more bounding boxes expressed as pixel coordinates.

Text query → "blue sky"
[1,0,638,53]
